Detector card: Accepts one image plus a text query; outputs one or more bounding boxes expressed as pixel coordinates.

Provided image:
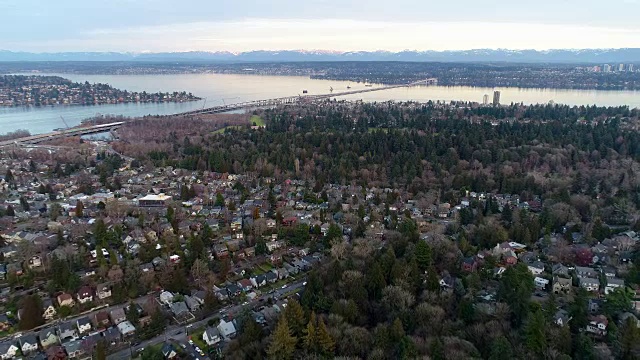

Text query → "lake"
[2,73,640,135]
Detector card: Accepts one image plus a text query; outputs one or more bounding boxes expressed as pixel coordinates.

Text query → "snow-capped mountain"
[1,49,640,63]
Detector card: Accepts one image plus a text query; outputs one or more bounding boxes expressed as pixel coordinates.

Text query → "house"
[552,264,570,278]
[109,308,126,325]
[57,293,74,307]
[159,291,174,305]
[76,317,92,334]
[579,277,600,292]
[170,302,192,323]
[266,219,276,229]
[462,257,478,272]
[27,255,43,270]
[527,261,545,276]
[534,277,549,290]
[42,298,56,320]
[203,326,221,346]
[226,284,242,297]
[19,334,39,354]
[0,265,6,281]
[62,340,84,358]
[602,267,617,278]
[76,286,93,304]
[553,276,572,294]
[605,278,625,295]
[94,311,110,328]
[282,217,297,227]
[251,274,267,288]
[38,328,59,348]
[217,319,237,339]
[586,315,608,336]
[184,296,201,312]
[161,342,178,359]
[265,272,278,284]
[554,309,571,327]
[214,244,228,258]
[45,345,67,360]
[116,321,136,337]
[96,283,111,300]
[0,341,19,360]
[0,315,9,332]
[102,327,121,345]
[238,279,253,292]
[58,322,79,342]
[575,266,598,279]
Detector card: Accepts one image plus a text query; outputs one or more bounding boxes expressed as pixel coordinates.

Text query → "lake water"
[1,72,640,135]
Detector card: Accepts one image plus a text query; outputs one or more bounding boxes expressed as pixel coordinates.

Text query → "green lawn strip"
[212,126,243,134]
[189,328,209,351]
[249,115,265,126]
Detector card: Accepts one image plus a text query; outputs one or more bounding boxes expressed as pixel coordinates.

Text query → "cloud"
[8,18,639,53]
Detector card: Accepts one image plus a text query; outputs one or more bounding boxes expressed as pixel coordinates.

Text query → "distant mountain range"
[2,49,640,63]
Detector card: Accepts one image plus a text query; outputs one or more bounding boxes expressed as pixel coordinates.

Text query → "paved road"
[107,279,306,360]
[7,294,154,347]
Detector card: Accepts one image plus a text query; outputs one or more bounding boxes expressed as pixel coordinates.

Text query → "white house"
[117,321,136,337]
[203,326,221,346]
[528,261,545,276]
[217,319,237,339]
[579,277,600,292]
[159,291,174,305]
[19,335,38,355]
[534,277,549,290]
[76,317,92,334]
[605,278,625,295]
[0,342,18,359]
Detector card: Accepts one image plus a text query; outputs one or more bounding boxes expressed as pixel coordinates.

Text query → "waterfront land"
[2,61,639,90]
[0,75,200,107]
[2,99,640,358]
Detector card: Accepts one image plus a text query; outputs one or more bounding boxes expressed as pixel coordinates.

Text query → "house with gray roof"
[38,327,59,348]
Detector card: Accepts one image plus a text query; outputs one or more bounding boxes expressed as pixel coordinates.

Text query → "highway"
[107,279,306,360]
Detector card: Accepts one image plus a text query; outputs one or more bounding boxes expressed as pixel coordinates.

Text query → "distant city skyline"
[2,0,640,52]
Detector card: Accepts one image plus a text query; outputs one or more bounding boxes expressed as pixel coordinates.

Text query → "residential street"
[107,279,305,360]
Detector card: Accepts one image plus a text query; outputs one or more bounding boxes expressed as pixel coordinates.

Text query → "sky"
[2,0,640,52]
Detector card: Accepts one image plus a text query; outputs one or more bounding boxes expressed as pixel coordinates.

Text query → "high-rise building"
[593,66,601,72]
[619,63,625,72]
[492,90,501,106]
[483,94,489,105]
[629,64,635,72]
[604,64,612,72]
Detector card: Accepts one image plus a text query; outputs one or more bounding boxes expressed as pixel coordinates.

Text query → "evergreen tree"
[303,312,318,352]
[524,308,547,357]
[6,205,15,217]
[19,196,30,211]
[316,316,335,356]
[284,299,305,338]
[75,200,84,217]
[415,240,432,271]
[4,169,13,183]
[267,316,297,360]
[489,336,513,360]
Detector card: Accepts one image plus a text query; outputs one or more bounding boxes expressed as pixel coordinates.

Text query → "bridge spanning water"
[176,79,437,116]
[0,79,436,148]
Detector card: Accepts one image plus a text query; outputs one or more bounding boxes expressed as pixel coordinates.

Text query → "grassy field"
[212,125,243,134]
[250,115,265,126]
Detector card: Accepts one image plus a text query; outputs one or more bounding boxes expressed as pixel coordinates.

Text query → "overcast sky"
[2,0,640,52]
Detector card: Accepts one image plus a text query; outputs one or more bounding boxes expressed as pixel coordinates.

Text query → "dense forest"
[115,101,640,200]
